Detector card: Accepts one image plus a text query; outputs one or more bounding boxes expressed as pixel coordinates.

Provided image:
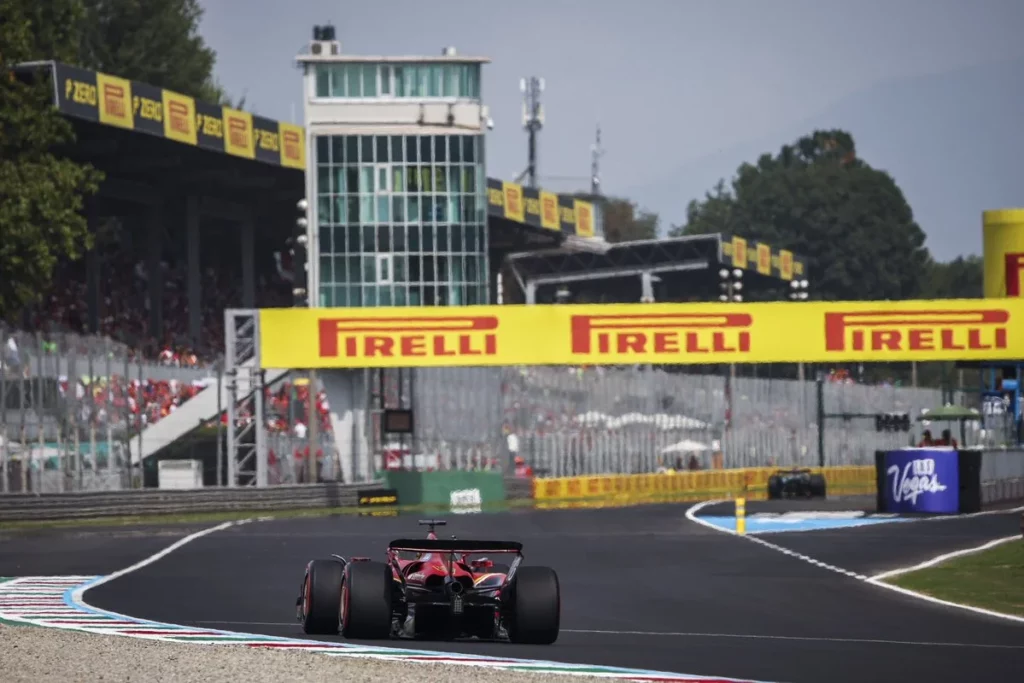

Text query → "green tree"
[672,130,930,301]
[0,0,104,319]
[670,179,738,236]
[922,255,984,299]
[600,197,659,243]
[77,0,233,104]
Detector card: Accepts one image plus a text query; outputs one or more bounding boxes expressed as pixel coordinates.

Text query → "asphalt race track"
[5,504,1024,683]
[698,499,1024,577]
[0,524,203,576]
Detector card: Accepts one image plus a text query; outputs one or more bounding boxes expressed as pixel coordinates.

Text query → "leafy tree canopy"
[921,255,983,299]
[0,0,103,319]
[598,196,659,244]
[77,0,235,104]
[671,129,934,301]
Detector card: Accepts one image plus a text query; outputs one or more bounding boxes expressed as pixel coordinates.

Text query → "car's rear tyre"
[809,474,827,498]
[507,566,560,645]
[767,476,783,500]
[300,559,343,635]
[340,561,393,639]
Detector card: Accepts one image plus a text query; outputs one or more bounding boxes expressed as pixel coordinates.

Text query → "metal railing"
[0,480,380,522]
[4,325,1016,495]
[979,449,1024,504]
[0,476,539,522]
[410,365,969,474]
[2,326,218,493]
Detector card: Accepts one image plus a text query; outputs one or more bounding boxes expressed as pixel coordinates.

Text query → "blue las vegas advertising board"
[883,448,959,513]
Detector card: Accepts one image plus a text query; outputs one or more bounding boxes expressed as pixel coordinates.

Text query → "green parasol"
[915,404,981,422]
[917,404,981,445]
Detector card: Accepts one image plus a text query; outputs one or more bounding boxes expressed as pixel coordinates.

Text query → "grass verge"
[886,538,1024,617]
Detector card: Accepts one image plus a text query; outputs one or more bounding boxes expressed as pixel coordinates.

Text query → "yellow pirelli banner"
[258,298,1024,369]
[983,208,1024,298]
[531,466,877,506]
[53,62,305,169]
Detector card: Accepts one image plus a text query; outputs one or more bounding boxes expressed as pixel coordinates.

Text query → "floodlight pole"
[308,369,318,483]
[718,268,743,382]
[788,279,811,384]
[521,77,544,189]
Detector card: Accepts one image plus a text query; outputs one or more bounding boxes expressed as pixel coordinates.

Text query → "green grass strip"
[886,538,1024,617]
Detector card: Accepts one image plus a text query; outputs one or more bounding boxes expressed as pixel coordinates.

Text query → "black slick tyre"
[300,559,343,635]
[340,561,393,639]
[507,566,560,645]
[809,474,827,498]
[767,476,783,500]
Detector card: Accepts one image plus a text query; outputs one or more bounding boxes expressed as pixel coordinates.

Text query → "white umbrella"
[660,439,712,454]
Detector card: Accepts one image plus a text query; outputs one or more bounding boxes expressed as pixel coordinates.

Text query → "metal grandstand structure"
[224,309,267,487]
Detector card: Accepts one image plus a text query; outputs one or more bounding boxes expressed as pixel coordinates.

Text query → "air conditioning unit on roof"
[310,40,341,56]
[310,25,340,56]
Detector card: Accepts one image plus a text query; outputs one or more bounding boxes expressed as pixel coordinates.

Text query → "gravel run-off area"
[0,625,614,683]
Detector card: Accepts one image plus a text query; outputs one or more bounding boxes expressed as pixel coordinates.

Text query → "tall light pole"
[295,197,318,483]
[520,77,544,189]
[789,279,810,382]
[718,269,744,358]
[719,268,743,435]
[590,124,604,196]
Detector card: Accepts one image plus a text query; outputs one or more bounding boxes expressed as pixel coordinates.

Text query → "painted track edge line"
[41,517,770,682]
[69,519,240,620]
[869,535,1021,581]
[695,500,1024,526]
[686,501,868,580]
[63,575,768,681]
[685,501,1024,626]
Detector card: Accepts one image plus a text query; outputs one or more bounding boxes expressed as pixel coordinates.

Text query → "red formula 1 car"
[295,520,560,644]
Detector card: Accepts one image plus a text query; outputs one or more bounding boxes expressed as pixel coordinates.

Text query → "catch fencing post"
[816,375,825,468]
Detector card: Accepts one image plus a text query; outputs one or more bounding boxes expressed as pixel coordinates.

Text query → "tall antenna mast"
[520,76,544,189]
[590,124,604,196]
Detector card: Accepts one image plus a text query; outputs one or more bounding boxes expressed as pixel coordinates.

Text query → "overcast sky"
[197,0,1024,260]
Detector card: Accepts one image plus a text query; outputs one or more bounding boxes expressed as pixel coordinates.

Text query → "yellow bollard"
[735,496,746,535]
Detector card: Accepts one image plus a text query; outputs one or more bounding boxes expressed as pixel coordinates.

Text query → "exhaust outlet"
[447,580,464,595]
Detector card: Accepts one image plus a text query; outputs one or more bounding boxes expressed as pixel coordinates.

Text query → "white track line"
[188,621,1024,650]
[55,518,767,682]
[686,500,1024,625]
[71,520,241,613]
[688,503,871,579]
[869,535,1021,581]
[563,628,1024,650]
[694,500,1024,527]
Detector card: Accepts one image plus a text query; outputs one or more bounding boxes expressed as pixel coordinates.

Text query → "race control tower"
[293,26,493,482]
[295,25,493,310]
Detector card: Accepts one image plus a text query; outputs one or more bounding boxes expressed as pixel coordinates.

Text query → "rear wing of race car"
[388,538,524,588]
[388,539,523,554]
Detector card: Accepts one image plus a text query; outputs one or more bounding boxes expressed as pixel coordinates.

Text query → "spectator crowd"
[54,375,210,435]
[13,219,292,369]
[2,217,299,434]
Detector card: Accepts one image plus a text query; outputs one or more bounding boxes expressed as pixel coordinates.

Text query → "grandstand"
[5,56,889,494]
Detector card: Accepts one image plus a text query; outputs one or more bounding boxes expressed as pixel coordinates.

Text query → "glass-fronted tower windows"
[315,134,488,307]
[314,63,481,99]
